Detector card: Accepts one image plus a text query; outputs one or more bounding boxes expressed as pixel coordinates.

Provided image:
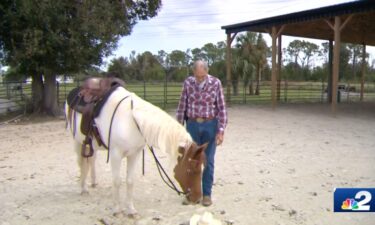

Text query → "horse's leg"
[125,151,141,216]
[75,141,89,194]
[89,149,97,187]
[110,148,123,215]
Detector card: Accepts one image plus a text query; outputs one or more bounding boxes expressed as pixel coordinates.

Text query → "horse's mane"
[130,93,193,162]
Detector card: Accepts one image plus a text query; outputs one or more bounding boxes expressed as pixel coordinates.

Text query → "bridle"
[149,145,189,196]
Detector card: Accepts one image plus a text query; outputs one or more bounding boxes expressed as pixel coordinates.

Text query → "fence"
[1,80,375,115]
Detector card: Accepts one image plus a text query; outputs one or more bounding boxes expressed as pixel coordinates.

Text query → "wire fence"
[1,79,375,115]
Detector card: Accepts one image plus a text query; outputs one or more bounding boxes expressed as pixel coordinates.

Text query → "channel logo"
[334,188,375,212]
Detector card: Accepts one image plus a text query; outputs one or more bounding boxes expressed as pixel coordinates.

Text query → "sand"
[0,103,375,225]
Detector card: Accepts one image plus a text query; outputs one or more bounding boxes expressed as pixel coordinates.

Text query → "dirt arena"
[1,103,375,225]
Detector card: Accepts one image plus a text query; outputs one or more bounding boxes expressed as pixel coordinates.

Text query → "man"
[176,60,228,207]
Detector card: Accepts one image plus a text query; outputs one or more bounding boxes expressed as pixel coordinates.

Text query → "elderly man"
[176,60,228,206]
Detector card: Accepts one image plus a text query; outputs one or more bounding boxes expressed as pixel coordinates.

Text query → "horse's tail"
[64,102,70,130]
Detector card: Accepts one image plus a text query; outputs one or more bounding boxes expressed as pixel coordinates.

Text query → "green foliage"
[0,0,161,75]
[0,0,161,115]
[106,34,375,89]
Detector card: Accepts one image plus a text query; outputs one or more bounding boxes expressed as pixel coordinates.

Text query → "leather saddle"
[66,77,125,157]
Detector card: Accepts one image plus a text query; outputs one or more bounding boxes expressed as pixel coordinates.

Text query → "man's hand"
[216,133,224,146]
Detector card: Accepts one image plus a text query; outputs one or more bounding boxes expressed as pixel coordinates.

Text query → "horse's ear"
[199,142,209,151]
[177,146,185,162]
[194,142,208,158]
[178,146,185,154]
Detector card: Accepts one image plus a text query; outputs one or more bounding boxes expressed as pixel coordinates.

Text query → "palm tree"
[234,32,256,95]
[234,32,268,95]
[254,34,268,95]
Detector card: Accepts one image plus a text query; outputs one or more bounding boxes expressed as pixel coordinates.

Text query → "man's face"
[193,63,207,80]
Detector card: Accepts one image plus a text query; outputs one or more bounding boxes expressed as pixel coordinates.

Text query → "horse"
[65,83,208,216]
[64,102,99,194]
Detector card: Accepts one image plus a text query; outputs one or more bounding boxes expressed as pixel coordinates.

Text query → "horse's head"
[174,142,208,203]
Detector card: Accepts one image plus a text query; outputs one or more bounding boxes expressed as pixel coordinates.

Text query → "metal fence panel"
[1,80,375,116]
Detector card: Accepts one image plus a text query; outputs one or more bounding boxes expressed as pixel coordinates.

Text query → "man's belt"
[188,117,215,123]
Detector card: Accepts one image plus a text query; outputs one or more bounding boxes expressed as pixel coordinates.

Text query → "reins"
[148,146,187,196]
[107,95,131,163]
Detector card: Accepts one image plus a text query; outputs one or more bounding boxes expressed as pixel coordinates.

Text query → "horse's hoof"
[113,211,125,218]
[80,190,89,195]
[127,212,139,219]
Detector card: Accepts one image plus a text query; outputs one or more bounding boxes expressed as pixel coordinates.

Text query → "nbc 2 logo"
[334,188,375,212]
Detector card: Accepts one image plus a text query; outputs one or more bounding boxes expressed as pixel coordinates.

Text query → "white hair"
[192,60,209,71]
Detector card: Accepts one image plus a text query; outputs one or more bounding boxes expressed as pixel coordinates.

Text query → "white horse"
[65,103,99,194]
[66,85,207,216]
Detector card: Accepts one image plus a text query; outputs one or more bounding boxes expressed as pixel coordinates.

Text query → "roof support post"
[277,34,282,101]
[270,25,284,109]
[332,16,341,115]
[328,40,333,103]
[327,15,352,114]
[360,43,366,101]
[271,27,277,109]
[226,33,237,105]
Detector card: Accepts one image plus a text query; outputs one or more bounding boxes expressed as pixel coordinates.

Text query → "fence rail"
[1,80,375,115]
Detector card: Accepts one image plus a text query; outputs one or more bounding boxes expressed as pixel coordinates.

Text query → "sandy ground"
[0,103,375,225]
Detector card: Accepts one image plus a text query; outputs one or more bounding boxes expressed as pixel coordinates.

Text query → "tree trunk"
[232,79,238,96]
[249,80,254,95]
[31,73,44,113]
[43,72,61,116]
[255,65,261,95]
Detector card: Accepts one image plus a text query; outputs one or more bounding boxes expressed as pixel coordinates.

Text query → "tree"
[201,43,218,66]
[254,33,268,95]
[286,40,303,67]
[234,32,268,95]
[137,51,164,81]
[347,44,369,81]
[167,50,190,81]
[285,40,320,80]
[0,0,161,115]
[107,57,131,80]
[191,48,206,62]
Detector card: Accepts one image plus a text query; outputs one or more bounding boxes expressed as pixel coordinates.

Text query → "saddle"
[66,77,126,157]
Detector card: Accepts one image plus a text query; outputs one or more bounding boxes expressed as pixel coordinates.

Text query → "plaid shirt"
[176,75,227,134]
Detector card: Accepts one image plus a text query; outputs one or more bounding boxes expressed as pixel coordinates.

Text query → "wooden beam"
[332,16,341,115]
[328,40,333,103]
[360,43,366,101]
[340,14,353,31]
[277,34,282,101]
[271,26,277,109]
[277,25,285,37]
[229,32,237,44]
[226,33,236,104]
[324,19,334,30]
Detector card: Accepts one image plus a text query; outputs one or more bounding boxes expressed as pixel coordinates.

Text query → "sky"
[103,0,375,68]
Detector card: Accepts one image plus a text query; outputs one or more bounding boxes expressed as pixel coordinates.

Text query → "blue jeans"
[186,119,217,197]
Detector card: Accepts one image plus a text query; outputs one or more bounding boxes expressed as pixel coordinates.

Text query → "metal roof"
[221,1,375,45]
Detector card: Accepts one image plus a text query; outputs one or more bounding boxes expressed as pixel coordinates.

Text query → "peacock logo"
[341,198,359,210]
[334,188,374,212]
